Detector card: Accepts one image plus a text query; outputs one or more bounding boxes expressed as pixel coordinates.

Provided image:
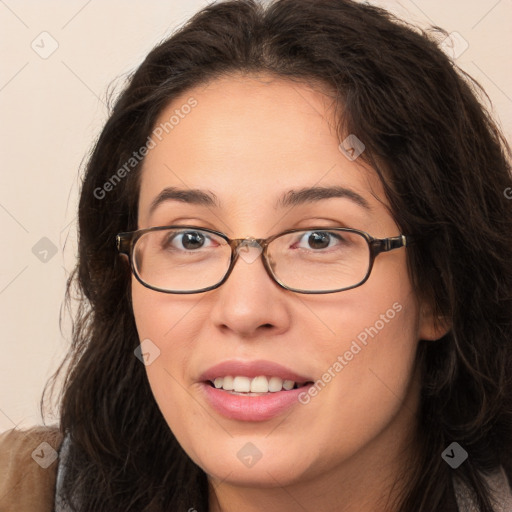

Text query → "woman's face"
[131,74,442,497]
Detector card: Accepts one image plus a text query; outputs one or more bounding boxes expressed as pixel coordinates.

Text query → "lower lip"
[200,382,312,421]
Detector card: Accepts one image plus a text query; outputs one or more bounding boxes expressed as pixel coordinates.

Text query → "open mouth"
[200,371,315,421]
[206,376,314,395]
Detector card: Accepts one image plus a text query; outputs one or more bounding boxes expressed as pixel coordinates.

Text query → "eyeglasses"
[116,225,413,294]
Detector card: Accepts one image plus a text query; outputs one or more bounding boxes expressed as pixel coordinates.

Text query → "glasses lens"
[133,228,231,292]
[267,229,370,292]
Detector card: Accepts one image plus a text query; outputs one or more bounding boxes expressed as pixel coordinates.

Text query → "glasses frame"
[116,225,413,295]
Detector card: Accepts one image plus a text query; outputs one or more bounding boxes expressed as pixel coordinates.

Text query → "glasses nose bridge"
[226,237,272,275]
[229,236,269,255]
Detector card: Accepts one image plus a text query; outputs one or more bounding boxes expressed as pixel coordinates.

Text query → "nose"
[208,241,291,338]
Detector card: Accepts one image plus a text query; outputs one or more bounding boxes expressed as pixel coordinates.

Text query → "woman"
[1,0,511,510]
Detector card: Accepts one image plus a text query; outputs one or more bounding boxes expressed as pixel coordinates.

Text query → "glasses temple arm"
[116,234,132,255]
[373,234,411,253]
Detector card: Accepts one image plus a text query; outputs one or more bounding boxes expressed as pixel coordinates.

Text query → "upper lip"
[199,360,313,383]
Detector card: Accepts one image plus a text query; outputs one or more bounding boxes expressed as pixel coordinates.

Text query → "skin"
[131,73,448,512]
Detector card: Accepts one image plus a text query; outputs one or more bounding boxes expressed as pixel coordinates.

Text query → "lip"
[198,360,314,422]
[199,382,313,421]
[198,359,312,383]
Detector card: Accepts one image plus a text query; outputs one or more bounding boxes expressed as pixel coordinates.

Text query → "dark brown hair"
[43,0,512,510]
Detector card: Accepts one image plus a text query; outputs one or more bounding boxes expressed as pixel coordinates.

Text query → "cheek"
[131,279,206,348]
[296,254,421,445]
[341,263,419,396]
[131,284,218,471]
[308,251,419,370]
[130,280,207,438]
[325,297,419,407]
[131,282,189,393]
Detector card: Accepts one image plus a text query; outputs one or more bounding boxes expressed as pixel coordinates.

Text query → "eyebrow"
[148,185,371,215]
[149,187,219,215]
[278,186,370,210]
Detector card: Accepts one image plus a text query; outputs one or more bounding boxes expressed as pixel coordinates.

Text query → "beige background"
[0,0,510,432]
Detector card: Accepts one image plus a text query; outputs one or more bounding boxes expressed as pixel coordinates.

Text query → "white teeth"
[210,375,302,393]
[282,379,295,390]
[232,376,251,392]
[268,376,283,392]
[222,376,234,390]
[250,376,268,393]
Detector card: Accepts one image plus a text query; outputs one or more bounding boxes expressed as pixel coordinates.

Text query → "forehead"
[145,73,340,169]
[137,73,387,228]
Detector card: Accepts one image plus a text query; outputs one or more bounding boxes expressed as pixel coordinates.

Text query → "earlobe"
[418,303,451,341]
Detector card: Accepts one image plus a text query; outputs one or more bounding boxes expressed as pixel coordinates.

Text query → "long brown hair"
[43,0,512,510]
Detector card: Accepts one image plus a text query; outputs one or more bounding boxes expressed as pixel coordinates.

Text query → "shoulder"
[454,465,512,512]
[0,425,63,512]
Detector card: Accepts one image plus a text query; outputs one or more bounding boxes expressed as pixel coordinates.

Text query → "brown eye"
[307,231,331,249]
[163,230,211,251]
[295,231,346,250]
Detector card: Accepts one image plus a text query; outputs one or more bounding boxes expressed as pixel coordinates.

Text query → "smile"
[208,375,312,394]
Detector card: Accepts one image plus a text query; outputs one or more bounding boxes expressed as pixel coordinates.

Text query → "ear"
[418,301,451,341]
